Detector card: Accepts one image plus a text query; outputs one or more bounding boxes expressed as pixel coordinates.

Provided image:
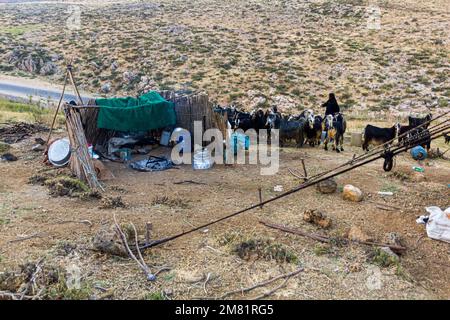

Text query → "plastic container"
[48,138,71,167]
[230,132,250,154]
[410,146,427,161]
[193,148,213,170]
[160,130,172,146]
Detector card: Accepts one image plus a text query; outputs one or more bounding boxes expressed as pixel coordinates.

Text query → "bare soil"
[1,130,449,300]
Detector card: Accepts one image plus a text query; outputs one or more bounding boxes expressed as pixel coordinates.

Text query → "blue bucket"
[410,146,427,161]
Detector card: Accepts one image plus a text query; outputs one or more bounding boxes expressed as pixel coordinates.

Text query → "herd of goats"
[214,106,439,153]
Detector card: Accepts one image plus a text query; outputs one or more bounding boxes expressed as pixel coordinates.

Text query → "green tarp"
[96,91,176,132]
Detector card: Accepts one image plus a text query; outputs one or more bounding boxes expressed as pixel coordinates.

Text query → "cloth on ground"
[129,156,174,172]
[96,91,176,132]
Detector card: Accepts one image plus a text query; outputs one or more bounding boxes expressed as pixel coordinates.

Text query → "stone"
[110,61,119,71]
[1,153,18,162]
[316,178,337,194]
[92,225,127,257]
[31,144,45,152]
[101,82,111,93]
[383,232,403,252]
[380,247,400,262]
[342,184,363,202]
[123,71,138,83]
[39,61,57,75]
[347,226,372,242]
[349,262,362,273]
[303,209,332,229]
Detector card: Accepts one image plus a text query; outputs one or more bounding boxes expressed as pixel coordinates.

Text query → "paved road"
[0,80,95,104]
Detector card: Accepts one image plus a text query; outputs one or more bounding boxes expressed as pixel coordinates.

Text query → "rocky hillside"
[0,0,448,116]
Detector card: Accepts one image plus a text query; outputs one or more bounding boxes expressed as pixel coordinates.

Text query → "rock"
[316,178,337,194]
[303,209,332,229]
[93,159,115,181]
[35,137,45,145]
[380,247,400,262]
[123,71,138,84]
[1,153,17,162]
[39,61,57,75]
[110,61,119,71]
[31,144,45,152]
[92,225,127,257]
[383,232,403,253]
[342,184,363,202]
[347,226,372,242]
[349,262,362,273]
[101,83,111,93]
[271,95,296,112]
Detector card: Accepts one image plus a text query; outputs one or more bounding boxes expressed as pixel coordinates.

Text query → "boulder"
[342,184,363,202]
[316,178,337,194]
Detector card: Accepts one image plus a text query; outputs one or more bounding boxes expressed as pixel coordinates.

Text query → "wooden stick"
[173,180,207,185]
[260,220,407,253]
[367,200,401,210]
[301,159,308,181]
[0,291,38,300]
[145,223,152,245]
[376,205,395,212]
[258,188,263,209]
[251,277,290,300]
[67,65,84,106]
[288,168,307,180]
[8,232,46,243]
[219,268,303,299]
[46,70,68,146]
[54,219,93,227]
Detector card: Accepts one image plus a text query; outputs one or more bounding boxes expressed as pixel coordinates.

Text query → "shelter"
[48,64,218,190]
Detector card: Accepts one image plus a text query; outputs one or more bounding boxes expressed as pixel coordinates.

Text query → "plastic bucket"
[48,138,71,167]
[410,146,427,161]
[193,148,213,170]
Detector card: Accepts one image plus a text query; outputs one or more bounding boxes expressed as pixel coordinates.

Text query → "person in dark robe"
[322,93,340,116]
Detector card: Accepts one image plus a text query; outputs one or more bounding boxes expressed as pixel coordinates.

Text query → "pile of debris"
[0,122,48,144]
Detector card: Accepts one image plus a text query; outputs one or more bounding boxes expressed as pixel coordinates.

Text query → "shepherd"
[322,93,340,116]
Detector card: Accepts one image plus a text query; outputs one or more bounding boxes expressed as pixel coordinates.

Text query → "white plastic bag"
[425,206,450,243]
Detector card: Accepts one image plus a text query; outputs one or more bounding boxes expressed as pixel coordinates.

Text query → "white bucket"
[193,148,213,170]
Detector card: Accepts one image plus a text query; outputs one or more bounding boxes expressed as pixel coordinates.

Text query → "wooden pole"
[301,159,308,181]
[45,70,68,146]
[258,188,263,209]
[67,64,84,106]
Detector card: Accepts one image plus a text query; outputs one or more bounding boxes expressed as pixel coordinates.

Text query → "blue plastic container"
[230,133,250,154]
[410,146,427,161]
